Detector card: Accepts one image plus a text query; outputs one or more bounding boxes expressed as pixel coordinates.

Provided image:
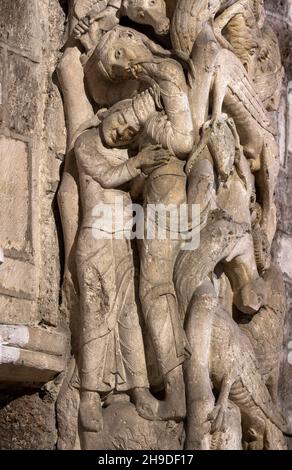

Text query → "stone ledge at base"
[0,325,68,384]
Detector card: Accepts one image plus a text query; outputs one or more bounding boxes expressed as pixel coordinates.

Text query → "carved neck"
[196,20,218,46]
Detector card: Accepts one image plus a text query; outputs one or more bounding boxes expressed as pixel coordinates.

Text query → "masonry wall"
[0,0,66,449]
[0,0,291,449]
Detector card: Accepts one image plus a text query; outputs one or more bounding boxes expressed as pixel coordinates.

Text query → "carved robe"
[74,128,148,393]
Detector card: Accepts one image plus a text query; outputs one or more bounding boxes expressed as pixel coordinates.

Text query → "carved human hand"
[74,16,92,37]
[132,144,171,172]
[73,5,118,38]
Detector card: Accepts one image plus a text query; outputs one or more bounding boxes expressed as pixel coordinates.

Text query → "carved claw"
[208,403,227,434]
[203,113,229,133]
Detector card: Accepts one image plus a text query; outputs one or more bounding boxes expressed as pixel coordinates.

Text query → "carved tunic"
[75,128,148,392]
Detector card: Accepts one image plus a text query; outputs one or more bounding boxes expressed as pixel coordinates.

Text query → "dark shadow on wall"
[58,0,69,16]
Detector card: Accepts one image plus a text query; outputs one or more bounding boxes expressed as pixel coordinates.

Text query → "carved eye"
[127,32,134,39]
[115,49,124,59]
[149,0,156,5]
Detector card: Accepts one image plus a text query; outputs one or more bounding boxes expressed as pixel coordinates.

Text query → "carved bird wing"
[171,0,225,56]
[170,0,199,56]
[227,56,277,135]
[238,334,288,432]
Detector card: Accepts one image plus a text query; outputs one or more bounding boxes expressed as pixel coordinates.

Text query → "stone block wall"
[0,0,67,449]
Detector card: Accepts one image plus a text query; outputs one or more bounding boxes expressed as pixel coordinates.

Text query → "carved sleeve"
[75,131,141,188]
[133,79,194,158]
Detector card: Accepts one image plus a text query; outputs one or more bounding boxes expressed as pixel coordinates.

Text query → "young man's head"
[101,99,141,147]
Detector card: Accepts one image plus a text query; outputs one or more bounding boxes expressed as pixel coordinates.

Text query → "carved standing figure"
[74,98,172,448]
[56,1,171,311]
[84,26,196,420]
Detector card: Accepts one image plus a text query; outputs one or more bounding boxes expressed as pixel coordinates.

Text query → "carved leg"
[184,280,217,450]
[158,361,186,422]
[223,233,264,314]
[139,237,188,421]
[187,152,215,224]
[56,46,93,144]
[256,136,279,247]
[266,369,280,404]
[79,390,103,433]
[210,68,228,123]
[75,236,106,441]
[57,46,94,292]
[141,294,187,422]
[208,373,238,434]
[79,390,103,450]
[57,150,79,284]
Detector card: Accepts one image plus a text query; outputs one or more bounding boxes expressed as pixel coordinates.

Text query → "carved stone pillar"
[0,0,291,451]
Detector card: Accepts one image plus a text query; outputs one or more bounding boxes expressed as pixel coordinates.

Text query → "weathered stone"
[0,0,41,58]
[0,47,5,126]
[101,401,184,450]
[0,136,30,253]
[0,325,67,384]
[0,258,38,302]
[0,296,38,325]
[0,390,57,450]
[0,0,291,452]
[5,53,39,135]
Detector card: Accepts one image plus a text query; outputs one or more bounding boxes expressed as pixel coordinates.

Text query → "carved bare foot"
[79,391,103,433]
[132,367,186,422]
[131,387,160,421]
[157,366,186,422]
[135,389,186,422]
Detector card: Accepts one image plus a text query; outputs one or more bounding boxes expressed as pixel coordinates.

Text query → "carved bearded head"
[84,26,170,82]
[122,0,170,35]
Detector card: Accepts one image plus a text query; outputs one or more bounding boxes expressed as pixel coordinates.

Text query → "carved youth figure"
[74,98,170,448]
[56,1,171,309]
[84,26,195,420]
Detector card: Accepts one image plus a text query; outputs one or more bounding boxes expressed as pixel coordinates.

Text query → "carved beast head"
[122,0,170,35]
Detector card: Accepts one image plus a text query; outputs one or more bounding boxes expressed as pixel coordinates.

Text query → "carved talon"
[208,403,227,434]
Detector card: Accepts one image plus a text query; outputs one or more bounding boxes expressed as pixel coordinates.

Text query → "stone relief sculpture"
[56,0,289,450]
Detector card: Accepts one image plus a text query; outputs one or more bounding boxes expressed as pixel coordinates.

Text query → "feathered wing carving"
[222,52,276,135]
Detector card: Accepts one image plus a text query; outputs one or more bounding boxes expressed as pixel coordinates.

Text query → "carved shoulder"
[75,129,100,163]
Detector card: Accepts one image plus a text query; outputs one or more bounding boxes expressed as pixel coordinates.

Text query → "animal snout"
[155,18,170,35]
